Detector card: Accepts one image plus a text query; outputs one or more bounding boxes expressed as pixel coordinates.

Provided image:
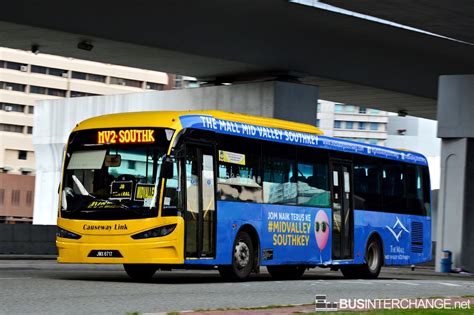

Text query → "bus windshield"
[60,128,173,220]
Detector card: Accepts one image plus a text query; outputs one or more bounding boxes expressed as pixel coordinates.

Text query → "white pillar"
[33,81,319,224]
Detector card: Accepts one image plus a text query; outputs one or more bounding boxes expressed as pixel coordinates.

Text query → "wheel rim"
[367,242,379,272]
[234,241,250,269]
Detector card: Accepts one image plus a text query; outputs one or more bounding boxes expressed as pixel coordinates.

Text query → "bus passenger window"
[262,143,297,205]
[216,137,262,203]
[382,163,407,214]
[353,156,382,211]
[296,162,330,207]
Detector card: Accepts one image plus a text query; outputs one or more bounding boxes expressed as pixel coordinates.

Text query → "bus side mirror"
[161,157,174,179]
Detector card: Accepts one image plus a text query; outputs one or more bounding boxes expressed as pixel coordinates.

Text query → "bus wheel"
[341,238,383,279]
[267,265,306,280]
[123,264,157,281]
[218,231,254,281]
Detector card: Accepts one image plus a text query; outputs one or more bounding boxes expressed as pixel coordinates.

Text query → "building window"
[0,103,24,113]
[30,86,66,97]
[359,107,367,114]
[0,189,4,205]
[334,120,342,129]
[316,102,321,113]
[335,104,343,112]
[110,77,142,88]
[316,119,320,128]
[345,105,355,112]
[0,124,23,133]
[369,139,378,145]
[30,86,47,95]
[70,91,97,97]
[128,160,136,170]
[72,71,106,83]
[27,126,33,134]
[0,82,26,92]
[11,190,20,206]
[26,191,33,207]
[370,108,380,114]
[0,61,27,71]
[31,65,47,74]
[31,65,67,77]
[28,106,34,114]
[18,150,27,160]
[359,122,366,130]
[345,121,353,129]
[146,82,164,90]
[48,88,67,97]
[370,122,379,131]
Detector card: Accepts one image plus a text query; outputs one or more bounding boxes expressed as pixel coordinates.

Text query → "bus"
[57,110,431,281]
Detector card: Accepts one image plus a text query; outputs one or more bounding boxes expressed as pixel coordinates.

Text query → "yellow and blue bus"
[57,110,431,281]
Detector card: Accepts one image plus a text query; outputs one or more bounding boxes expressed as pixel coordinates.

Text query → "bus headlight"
[56,227,82,240]
[131,224,177,239]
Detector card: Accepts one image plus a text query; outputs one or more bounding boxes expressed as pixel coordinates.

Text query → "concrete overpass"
[1,0,473,272]
[0,0,473,119]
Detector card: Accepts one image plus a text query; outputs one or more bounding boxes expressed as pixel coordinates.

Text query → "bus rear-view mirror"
[161,156,174,179]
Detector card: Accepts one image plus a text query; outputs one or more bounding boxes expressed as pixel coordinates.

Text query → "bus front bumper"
[56,239,184,264]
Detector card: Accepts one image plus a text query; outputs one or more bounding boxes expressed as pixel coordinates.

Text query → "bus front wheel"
[123,264,157,281]
[267,265,306,280]
[218,231,254,281]
[341,237,383,279]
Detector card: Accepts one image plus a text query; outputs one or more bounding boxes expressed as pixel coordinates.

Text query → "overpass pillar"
[436,74,474,272]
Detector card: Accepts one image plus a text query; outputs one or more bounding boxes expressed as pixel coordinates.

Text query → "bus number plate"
[88,250,123,258]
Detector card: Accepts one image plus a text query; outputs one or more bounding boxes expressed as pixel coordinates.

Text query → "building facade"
[0,47,173,176]
[0,47,199,222]
[317,100,388,146]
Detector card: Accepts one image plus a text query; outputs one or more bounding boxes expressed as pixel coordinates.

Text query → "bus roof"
[74,110,324,135]
[73,110,428,166]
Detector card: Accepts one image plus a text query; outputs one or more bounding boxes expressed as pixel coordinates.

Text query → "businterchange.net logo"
[314,295,471,311]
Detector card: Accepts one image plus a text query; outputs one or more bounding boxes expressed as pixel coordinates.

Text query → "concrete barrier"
[0,224,57,255]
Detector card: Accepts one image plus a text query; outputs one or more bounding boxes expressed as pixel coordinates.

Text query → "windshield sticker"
[219,150,246,165]
[110,181,133,200]
[179,115,428,166]
[67,150,106,170]
[135,184,155,201]
[86,200,122,209]
[143,198,153,207]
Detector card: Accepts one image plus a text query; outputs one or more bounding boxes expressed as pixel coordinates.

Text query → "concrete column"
[436,75,474,272]
[33,81,319,224]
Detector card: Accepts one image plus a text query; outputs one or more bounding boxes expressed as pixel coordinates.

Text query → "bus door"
[183,142,216,258]
[330,161,354,260]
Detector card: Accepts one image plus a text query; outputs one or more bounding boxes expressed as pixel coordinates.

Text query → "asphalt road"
[0,260,473,314]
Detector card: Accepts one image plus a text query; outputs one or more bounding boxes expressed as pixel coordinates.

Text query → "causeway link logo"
[386,217,409,242]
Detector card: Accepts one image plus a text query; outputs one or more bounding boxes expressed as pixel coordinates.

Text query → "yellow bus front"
[56,124,184,265]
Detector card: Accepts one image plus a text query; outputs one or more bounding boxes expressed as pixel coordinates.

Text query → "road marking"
[392,281,419,286]
[339,280,373,285]
[438,282,462,287]
[0,277,31,280]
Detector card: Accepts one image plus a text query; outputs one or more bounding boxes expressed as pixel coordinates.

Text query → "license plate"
[88,250,123,258]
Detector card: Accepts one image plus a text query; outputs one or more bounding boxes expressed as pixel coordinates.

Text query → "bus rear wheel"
[341,237,383,279]
[123,264,157,281]
[267,265,306,280]
[218,231,254,281]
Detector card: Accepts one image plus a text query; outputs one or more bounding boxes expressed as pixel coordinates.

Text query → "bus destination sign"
[97,129,155,144]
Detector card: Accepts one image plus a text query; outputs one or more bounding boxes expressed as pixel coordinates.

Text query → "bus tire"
[267,265,306,280]
[218,231,254,281]
[341,237,383,279]
[123,264,157,281]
